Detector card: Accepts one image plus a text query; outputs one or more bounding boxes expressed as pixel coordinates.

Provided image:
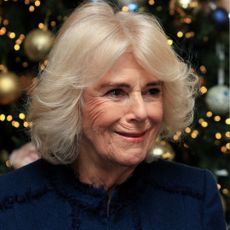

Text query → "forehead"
[96,52,160,86]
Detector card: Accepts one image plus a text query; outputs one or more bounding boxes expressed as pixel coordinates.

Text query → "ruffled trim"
[0,185,53,210]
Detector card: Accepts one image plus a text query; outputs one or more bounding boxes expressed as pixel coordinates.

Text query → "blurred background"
[0,0,229,225]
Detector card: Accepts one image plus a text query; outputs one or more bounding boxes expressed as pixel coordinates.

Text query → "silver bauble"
[205,85,229,115]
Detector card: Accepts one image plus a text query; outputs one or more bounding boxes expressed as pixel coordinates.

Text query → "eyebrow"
[99,81,162,89]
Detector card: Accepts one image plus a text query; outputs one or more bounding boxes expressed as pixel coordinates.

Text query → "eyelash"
[145,88,161,96]
[105,88,161,97]
[105,88,125,97]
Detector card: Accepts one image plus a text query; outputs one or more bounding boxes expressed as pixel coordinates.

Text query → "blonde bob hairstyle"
[29,1,198,164]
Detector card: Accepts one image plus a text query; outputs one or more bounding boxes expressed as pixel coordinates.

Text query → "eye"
[105,88,126,97]
[145,88,161,96]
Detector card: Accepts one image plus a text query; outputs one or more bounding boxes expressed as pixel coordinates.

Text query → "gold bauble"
[24,29,55,62]
[0,71,21,105]
[146,140,175,163]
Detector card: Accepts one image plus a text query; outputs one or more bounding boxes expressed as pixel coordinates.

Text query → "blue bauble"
[211,7,228,26]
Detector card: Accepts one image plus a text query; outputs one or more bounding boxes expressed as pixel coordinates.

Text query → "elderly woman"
[0,1,225,229]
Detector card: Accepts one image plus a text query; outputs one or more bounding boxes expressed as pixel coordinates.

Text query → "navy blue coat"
[0,159,226,229]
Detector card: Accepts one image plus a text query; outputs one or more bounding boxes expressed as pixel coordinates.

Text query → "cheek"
[82,98,107,129]
[148,103,164,123]
[82,97,123,130]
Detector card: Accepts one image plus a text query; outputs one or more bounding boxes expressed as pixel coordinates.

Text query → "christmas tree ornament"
[118,0,146,12]
[205,85,229,115]
[24,29,55,62]
[146,140,175,163]
[0,71,21,105]
[210,7,229,27]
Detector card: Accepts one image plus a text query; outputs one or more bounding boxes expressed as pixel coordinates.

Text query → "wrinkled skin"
[79,53,163,170]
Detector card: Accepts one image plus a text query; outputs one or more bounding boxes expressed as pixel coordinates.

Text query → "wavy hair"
[29,1,198,164]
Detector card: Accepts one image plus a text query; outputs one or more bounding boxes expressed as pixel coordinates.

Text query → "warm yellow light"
[24,0,30,5]
[199,65,207,74]
[198,118,204,124]
[19,34,25,39]
[35,0,40,7]
[217,184,221,190]
[185,127,191,133]
[19,113,26,120]
[191,130,198,139]
[7,115,13,121]
[29,5,35,12]
[14,44,20,51]
[184,17,192,24]
[206,111,213,117]
[185,32,194,39]
[148,0,155,5]
[225,132,230,138]
[23,121,29,128]
[12,121,20,128]
[177,31,184,38]
[201,121,208,128]
[214,116,221,122]
[0,114,6,121]
[0,27,7,35]
[38,23,45,29]
[226,143,230,150]
[199,86,207,94]
[8,32,16,39]
[167,39,173,46]
[226,118,230,125]
[176,131,182,136]
[222,188,230,195]
[173,134,180,141]
[221,146,227,153]
[16,38,22,45]
[215,133,222,139]
[122,6,129,12]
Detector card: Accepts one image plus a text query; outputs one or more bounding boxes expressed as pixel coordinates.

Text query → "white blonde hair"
[29,1,198,164]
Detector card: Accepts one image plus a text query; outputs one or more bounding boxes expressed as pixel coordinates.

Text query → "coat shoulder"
[0,160,53,208]
[142,160,217,199]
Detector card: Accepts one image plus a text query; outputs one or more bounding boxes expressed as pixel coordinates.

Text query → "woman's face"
[80,52,163,168]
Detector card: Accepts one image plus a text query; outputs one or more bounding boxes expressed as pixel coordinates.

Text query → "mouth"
[115,131,146,137]
[115,131,147,142]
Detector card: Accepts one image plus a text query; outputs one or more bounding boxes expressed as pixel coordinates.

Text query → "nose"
[127,93,148,122]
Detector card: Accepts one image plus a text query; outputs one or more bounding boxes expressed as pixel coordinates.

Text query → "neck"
[72,153,136,191]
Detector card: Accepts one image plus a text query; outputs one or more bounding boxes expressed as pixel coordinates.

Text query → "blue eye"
[106,88,125,97]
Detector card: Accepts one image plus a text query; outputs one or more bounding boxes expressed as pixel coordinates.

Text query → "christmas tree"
[0,0,229,224]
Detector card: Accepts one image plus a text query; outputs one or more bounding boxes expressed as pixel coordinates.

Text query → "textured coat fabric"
[0,159,226,230]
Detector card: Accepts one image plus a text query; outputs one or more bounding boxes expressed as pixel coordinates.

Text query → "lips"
[115,131,146,138]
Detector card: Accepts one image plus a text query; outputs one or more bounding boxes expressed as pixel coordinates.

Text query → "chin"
[115,155,146,168]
